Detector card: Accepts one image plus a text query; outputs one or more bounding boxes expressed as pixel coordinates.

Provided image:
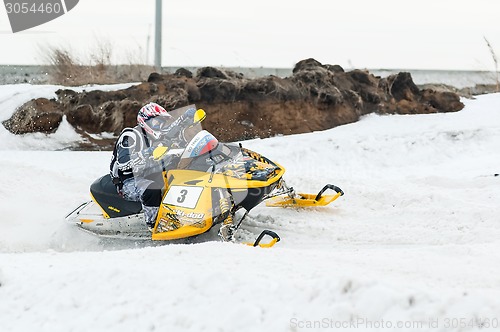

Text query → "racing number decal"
[177,189,188,203]
[163,186,204,209]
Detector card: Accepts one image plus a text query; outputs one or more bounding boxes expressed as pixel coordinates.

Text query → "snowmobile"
[65,106,344,247]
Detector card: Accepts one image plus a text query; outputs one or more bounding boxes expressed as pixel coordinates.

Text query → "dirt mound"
[3,58,464,149]
[3,98,63,134]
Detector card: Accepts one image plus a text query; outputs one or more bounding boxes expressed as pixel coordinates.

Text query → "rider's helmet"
[137,102,174,139]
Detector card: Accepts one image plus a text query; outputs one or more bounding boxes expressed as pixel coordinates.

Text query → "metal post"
[154,0,162,70]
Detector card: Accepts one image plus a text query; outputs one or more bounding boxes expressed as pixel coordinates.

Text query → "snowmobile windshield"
[158,104,280,183]
[154,104,203,148]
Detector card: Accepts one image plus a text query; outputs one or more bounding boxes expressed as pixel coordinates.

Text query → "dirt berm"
[3,58,464,149]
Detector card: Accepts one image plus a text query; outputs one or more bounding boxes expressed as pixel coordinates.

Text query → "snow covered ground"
[0,84,499,331]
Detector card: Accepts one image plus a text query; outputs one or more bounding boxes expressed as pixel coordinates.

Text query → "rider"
[109,102,198,229]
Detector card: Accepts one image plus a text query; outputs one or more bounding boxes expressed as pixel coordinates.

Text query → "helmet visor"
[145,116,171,133]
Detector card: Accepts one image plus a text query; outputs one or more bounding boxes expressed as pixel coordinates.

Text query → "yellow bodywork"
[151,165,284,241]
[164,166,284,190]
[90,192,110,219]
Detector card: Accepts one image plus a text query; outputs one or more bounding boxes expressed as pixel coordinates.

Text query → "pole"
[154,0,162,70]
[146,24,151,65]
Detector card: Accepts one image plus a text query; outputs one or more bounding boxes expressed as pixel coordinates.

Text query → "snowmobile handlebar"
[314,184,344,201]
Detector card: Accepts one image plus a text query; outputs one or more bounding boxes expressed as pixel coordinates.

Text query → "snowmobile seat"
[90,174,143,218]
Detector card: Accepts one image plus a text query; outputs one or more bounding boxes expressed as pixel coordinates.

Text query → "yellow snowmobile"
[65,107,344,247]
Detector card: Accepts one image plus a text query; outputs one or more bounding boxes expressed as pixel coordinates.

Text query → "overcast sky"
[1,0,500,70]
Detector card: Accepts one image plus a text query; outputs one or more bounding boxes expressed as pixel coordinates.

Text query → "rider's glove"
[152,145,169,161]
[137,147,155,160]
[184,107,196,119]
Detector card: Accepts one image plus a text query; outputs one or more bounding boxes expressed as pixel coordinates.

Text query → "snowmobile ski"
[266,184,344,207]
[244,230,281,248]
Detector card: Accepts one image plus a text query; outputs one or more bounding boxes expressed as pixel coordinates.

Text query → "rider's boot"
[144,205,159,230]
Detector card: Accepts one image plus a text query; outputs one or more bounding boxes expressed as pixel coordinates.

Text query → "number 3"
[177,189,188,203]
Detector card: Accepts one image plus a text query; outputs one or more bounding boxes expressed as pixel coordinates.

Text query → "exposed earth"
[2,58,465,149]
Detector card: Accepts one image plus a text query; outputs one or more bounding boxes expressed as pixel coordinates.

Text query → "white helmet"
[137,102,173,139]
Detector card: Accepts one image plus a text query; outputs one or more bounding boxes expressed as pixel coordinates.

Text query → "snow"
[1,84,500,331]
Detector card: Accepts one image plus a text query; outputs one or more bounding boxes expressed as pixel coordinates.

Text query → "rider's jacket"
[109,126,163,184]
[110,107,196,185]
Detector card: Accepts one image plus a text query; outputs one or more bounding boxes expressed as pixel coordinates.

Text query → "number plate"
[162,186,204,209]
